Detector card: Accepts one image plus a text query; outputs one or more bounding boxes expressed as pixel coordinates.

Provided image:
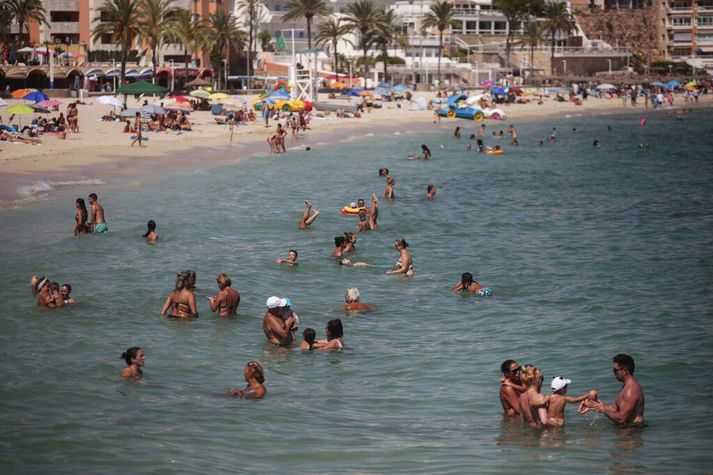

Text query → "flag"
[275,32,287,52]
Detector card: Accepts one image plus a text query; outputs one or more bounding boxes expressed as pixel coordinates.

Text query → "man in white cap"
[263,296,295,346]
[545,376,592,427]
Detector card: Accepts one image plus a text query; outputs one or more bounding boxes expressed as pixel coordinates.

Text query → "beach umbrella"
[359,91,374,97]
[208,92,229,101]
[220,96,246,105]
[164,102,194,112]
[120,108,150,118]
[23,91,50,102]
[58,52,74,58]
[11,88,36,98]
[596,83,617,90]
[393,85,408,92]
[97,95,124,108]
[685,80,697,87]
[17,46,35,53]
[141,104,166,115]
[36,99,63,108]
[169,95,191,103]
[5,104,35,126]
[0,98,7,107]
[377,82,392,88]
[189,89,210,99]
[342,90,360,97]
[185,77,211,88]
[374,88,391,96]
[5,104,34,115]
[491,86,506,95]
[331,81,346,89]
[30,105,50,114]
[480,80,494,87]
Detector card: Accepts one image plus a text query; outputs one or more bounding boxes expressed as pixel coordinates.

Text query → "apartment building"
[663,0,713,61]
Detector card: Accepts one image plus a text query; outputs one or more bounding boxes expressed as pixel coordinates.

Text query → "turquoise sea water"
[1,108,713,473]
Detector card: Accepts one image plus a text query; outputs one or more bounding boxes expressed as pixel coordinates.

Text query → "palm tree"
[92,0,141,86]
[373,8,409,84]
[138,0,178,83]
[343,0,382,86]
[167,9,209,87]
[421,0,458,87]
[8,0,48,47]
[541,2,575,75]
[494,0,543,73]
[207,9,245,90]
[236,0,263,91]
[315,17,349,82]
[258,29,274,52]
[0,3,12,45]
[281,0,331,50]
[515,21,541,79]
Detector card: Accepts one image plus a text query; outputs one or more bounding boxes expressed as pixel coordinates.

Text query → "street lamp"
[169,59,174,91]
[562,59,567,73]
[222,59,228,90]
[607,59,612,74]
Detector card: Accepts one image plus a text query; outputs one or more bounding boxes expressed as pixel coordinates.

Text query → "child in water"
[300,328,316,350]
[230,361,266,399]
[143,220,158,241]
[577,389,599,415]
[546,377,593,426]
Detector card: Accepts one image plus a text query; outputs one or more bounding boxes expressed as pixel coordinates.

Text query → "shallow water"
[1,108,713,473]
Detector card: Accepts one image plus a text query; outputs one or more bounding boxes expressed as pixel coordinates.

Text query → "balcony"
[49,22,80,34]
[45,0,79,10]
[668,22,693,28]
[669,4,693,11]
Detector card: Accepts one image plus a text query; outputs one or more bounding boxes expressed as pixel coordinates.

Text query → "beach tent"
[409,97,428,111]
[23,91,49,102]
[393,85,408,92]
[98,95,124,108]
[116,80,169,95]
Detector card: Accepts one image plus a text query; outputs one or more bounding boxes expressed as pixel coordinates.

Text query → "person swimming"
[452,272,488,293]
[143,219,158,241]
[120,346,145,379]
[339,288,373,313]
[298,200,320,229]
[427,185,436,199]
[300,328,316,351]
[230,361,266,399]
[276,249,298,265]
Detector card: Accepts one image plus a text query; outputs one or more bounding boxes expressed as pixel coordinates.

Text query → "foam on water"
[17,178,107,198]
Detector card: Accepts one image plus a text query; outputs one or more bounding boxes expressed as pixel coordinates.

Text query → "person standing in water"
[275,249,299,265]
[74,198,89,235]
[87,193,107,233]
[230,361,266,399]
[298,200,320,229]
[584,354,645,427]
[120,346,145,380]
[500,360,525,416]
[143,220,158,242]
[207,273,240,317]
[427,185,436,199]
[508,124,519,146]
[263,296,295,346]
[160,273,198,319]
[386,238,413,277]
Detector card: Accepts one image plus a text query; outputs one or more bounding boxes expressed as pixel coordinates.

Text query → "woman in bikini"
[120,346,145,380]
[74,198,89,235]
[160,273,198,318]
[314,319,344,351]
[452,272,486,292]
[230,361,266,399]
[207,273,240,317]
[386,238,414,277]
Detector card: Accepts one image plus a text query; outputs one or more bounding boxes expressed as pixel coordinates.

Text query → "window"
[697,32,713,41]
[698,16,713,25]
[494,21,507,31]
[479,21,492,31]
[673,32,692,41]
[671,16,691,25]
[100,33,114,44]
[50,11,79,22]
[465,21,477,32]
[51,33,79,44]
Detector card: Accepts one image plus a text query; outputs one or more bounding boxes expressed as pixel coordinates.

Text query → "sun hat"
[551,376,571,392]
[266,296,281,309]
[280,297,292,307]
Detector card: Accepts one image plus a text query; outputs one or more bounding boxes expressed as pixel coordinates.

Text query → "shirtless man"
[585,354,645,427]
[207,273,240,317]
[500,359,526,416]
[263,296,295,346]
[298,200,320,229]
[508,124,519,146]
[87,193,108,233]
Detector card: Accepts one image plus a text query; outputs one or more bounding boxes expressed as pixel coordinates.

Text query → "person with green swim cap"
[88,193,108,233]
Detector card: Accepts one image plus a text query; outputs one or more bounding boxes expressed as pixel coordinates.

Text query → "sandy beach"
[2,91,710,203]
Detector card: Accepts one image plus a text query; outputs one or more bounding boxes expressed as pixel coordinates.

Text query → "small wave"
[17,178,106,198]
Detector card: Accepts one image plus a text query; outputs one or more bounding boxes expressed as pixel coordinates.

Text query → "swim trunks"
[94,223,108,233]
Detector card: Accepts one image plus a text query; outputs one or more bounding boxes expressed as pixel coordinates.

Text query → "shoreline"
[2,93,710,206]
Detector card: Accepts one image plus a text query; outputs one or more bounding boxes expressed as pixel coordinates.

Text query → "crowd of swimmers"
[27,127,648,427]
